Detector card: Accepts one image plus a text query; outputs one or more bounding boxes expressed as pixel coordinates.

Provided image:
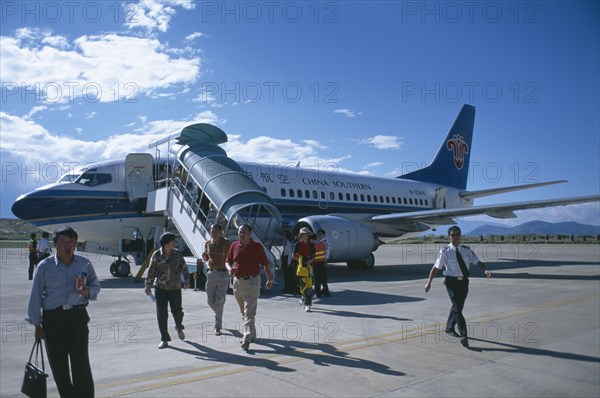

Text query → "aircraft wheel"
[114,260,131,277]
[363,253,375,270]
[346,253,375,270]
[110,262,118,276]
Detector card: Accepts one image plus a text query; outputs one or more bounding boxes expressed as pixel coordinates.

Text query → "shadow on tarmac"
[466,337,600,363]
[168,340,406,376]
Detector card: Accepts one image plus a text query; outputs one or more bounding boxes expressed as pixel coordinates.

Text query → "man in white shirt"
[424,226,492,347]
[37,232,52,261]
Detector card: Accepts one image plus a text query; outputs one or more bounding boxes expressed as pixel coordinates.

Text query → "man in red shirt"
[225,224,273,351]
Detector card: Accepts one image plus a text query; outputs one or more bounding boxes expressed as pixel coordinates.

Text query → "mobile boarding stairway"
[143,124,281,283]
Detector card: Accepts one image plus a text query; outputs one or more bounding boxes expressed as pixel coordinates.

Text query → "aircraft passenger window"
[409,198,413,205]
[320,191,326,200]
[419,199,424,206]
[289,189,295,197]
[373,196,378,203]
[312,190,318,199]
[367,195,371,202]
[305,190,310,198]
[392,197,396,204]
[360,194,365,201]
[346,193,351,201]
[353,193,358,201]
[329,192,334,200]
[338,192,343,200]
[281,188,286,197]
[297,189,303,198]
[380,196,385,203]
[403,198,407,204]
[425,199,429,206]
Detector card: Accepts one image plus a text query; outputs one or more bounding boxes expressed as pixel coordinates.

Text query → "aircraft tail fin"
[399,104,475,190]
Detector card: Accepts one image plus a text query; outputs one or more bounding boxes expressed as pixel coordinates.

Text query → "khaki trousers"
[233,275,261,342]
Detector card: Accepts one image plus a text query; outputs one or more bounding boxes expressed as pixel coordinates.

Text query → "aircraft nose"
[11,194,33,220]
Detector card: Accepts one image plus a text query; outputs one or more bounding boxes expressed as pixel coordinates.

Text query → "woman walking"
[145,232,190,349]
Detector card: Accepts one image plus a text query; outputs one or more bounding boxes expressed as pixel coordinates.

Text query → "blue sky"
[1,0,599,226]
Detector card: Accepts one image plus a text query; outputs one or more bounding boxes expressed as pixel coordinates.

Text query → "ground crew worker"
[313,228,330,298]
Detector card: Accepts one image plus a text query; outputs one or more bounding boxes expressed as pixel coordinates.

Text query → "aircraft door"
[125,153,155,202]
[434,187,448,209]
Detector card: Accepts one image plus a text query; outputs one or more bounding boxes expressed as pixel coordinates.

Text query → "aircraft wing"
[370,195,600,226]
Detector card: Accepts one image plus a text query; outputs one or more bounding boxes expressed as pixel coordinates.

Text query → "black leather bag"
[21,340,49,398]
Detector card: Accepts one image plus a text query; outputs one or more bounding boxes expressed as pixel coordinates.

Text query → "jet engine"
[293,215,380,269]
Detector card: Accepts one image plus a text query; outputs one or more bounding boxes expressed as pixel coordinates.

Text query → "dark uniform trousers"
[313,262,329,296]
[444,277,469,337]
[42,307,94,398]
[282,260,298,293]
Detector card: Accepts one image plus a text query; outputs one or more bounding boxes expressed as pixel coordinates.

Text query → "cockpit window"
[75,172,112,187]
[58,174,79,183]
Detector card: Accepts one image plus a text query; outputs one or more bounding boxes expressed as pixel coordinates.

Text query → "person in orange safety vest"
[313,229,330,298]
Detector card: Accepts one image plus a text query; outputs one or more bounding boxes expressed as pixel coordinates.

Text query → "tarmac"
[1,243,599,397]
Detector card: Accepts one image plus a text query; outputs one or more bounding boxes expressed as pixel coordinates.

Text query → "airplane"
[11,104,600,278]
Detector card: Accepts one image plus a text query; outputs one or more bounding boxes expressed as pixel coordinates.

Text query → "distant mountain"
[469,221,600,236]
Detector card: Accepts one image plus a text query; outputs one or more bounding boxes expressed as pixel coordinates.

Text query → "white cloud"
[124,0,196,33]
[0,112,107,163]
[0,110,220,166]
[223,135,351,171]
[185,32,205,42]
[194,90,216,104]
[0,29,200,103]
[364,162,383,169]
[302,139,327,150]
[25,106,48,119]
[41,34,70,49]
[359,135,403,150]
[334,109,362,118]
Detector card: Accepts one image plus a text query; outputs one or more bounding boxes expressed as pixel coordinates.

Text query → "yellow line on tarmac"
[97,293,599,397]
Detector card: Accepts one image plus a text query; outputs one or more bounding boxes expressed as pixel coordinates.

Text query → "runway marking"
[95,293,599,397]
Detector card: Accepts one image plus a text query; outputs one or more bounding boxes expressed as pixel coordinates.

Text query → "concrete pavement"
[1,243,598,397]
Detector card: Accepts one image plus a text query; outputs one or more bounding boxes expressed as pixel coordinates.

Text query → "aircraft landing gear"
[346,253,375,270]
[110,258,131,277]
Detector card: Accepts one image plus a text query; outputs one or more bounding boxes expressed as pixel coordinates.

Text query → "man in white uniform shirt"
[37,231,52,261]
[424,226,492,347]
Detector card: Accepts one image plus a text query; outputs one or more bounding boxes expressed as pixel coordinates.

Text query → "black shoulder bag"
[21,340,49,398]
